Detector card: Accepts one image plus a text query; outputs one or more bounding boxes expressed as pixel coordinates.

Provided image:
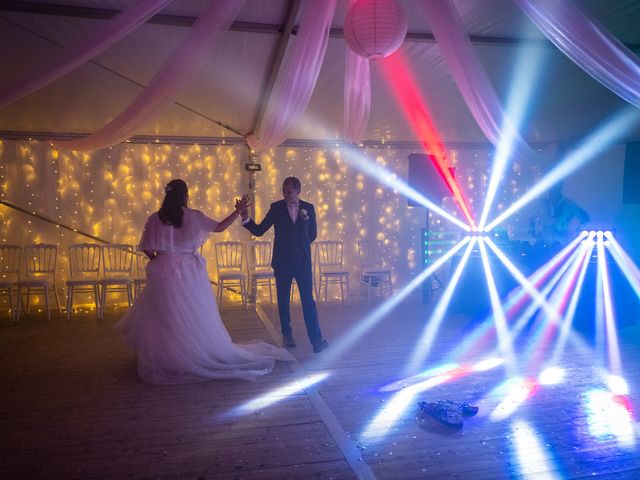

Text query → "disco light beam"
[478,38,547,231]
[511,420,560,479]
[308,237,472,368]
[231,372,329,416]
[380,51,476,228]
[485,106,640,232]
[404,237,478,376]
[341,147,470,231]
[597,234,622,375]
[489,377,538,421]
[446,236,584,363]
[605,235,640,299]
[550,240,595,364]
[478,237,516,370]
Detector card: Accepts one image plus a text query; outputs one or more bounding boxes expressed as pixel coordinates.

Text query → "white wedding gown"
[116,207,293,384]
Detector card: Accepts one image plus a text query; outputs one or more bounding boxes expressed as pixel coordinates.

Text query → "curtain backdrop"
[246,0,336,152]
[344,46,371,144]
[421,0,541,163]
[55,0,243,152]
[0,0,172,109]
[515,0,640,109]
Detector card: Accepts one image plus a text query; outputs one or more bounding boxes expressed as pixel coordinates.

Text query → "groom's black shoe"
[283,334,297,348]
[312,339,329,353]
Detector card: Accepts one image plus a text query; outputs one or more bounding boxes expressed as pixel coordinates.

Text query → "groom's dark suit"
[243,199,322,345]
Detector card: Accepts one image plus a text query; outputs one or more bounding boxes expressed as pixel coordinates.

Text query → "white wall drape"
[246,0,336,152]
[55,0,244,152]
[0,0,173,109]
[421,0,540,162]
[515,0,640,109]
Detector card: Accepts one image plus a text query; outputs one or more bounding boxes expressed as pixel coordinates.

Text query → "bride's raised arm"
[213,194,252,232]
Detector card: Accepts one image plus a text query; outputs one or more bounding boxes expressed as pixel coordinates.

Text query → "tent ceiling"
[1,0,640,146]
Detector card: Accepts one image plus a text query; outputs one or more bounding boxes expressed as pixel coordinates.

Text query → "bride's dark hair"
[158,179,188,228]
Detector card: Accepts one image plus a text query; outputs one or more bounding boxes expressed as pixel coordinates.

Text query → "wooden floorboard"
[1,294,640,479]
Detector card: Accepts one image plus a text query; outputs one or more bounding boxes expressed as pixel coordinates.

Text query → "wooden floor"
[2,294,640,479]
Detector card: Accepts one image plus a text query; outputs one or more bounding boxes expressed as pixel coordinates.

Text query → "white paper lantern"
[344,0,408,60]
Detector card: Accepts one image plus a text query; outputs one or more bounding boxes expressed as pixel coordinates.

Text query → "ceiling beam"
[6,0,637,49]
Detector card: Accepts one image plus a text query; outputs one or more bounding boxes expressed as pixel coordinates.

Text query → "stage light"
[604,230,613,238]
[581,230,589,237]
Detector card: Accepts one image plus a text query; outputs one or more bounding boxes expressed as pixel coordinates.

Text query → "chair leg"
[66,286,73,320]
[242,280,248,310]
[127,285,133,309]
[345,276,350,301]
[44,287,51,321]
[94,285,100,317]
[99,286,106,319]
[26,288,31,314]
[16,287,22,322]
[54,286,62,314]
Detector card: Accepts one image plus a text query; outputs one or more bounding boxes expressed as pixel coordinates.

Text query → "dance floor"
[1,294,640,479]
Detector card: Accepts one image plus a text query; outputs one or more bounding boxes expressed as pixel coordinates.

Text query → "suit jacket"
[243,199,317,270]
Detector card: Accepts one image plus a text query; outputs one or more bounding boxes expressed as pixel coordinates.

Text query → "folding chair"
[316,240,349,302]
[99,244,134,318]
[16,244,62,321]
[357,239,393,304]
[246,241,275,303]
[66,243,101,319]
[215,241,248,309]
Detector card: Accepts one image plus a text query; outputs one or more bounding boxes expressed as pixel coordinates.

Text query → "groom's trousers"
[274,259,322,345]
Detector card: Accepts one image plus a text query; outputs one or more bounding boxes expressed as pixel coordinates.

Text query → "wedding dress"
[116,207,293,384]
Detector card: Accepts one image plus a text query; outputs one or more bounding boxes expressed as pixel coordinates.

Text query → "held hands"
[235,194,251,220]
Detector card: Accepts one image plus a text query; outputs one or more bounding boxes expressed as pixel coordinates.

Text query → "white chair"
[99,244,134,318]
[246,241,275,304]
[133,253,149,300]
[316,240,349,302]
[357,239,393,304]
[66,243,101,319]
[0,244,21,321]
[215,241,248,309]
[15,244,62,321]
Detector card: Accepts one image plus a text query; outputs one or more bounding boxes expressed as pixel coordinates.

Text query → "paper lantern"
[344,0,408,60]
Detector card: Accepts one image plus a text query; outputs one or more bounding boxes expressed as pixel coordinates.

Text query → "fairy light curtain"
[420,0,541,163]
[55,0,244,152]
[515,0,640,109]
[246,0,336,153]
[0,0,173,109]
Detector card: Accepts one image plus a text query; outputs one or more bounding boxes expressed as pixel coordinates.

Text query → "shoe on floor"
[312,339,329,353]
[283,334,296,348]
[417,401,463,428]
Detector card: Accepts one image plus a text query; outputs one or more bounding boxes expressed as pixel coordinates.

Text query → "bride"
[116,179,293,384]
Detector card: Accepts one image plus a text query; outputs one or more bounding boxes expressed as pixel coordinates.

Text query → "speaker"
[623,142,640,204]
[407,153,455,206]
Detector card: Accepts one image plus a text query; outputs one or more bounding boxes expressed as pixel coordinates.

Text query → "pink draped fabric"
[56,0,244,152]
[0,0,172,109]
[421,0,540,162]
[344,42,371,144]
[247,0,336,152]
[515,0,640,109]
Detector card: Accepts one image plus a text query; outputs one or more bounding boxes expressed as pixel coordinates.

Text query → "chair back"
[357,239,383,269]
[215,241,245,273]
[102,244,134,277]
[247,241,272,272]
[0,244,21,282]
[316,240,344,271]
[24,244,57,279]
[68,243,101,280]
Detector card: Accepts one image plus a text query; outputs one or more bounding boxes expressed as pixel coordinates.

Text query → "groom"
[241,176,328,353]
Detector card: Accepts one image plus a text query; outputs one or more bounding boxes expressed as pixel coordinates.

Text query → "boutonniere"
[299,208,309,220]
